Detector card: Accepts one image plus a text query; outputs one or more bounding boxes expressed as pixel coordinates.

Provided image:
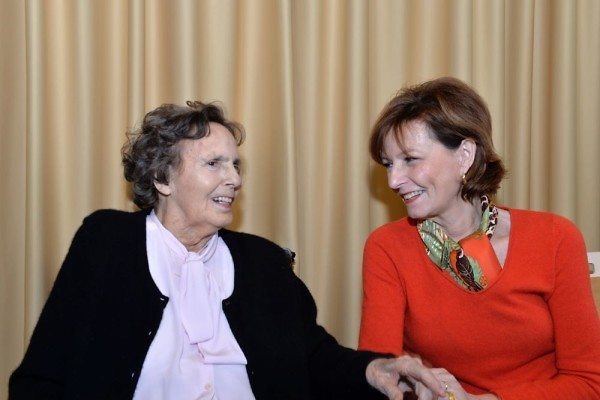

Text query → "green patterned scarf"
[417,196,498,291]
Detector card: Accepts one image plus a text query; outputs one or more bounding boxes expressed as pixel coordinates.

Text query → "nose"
[226,164,242,190]
[387,164,406,191]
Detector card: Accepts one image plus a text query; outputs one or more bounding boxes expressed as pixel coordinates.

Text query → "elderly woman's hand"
[366,355,446,399]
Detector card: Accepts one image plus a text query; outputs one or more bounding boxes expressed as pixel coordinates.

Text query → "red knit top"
[359,208,600,399]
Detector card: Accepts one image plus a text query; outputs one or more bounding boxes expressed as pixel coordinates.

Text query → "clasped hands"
[366,355,487,400]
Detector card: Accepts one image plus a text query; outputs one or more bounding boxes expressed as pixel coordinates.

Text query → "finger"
[442,379,463,400]
[403,350,423,364]
[429,368,450,375]
[416,368,446,397]
[431,370,460,395]
[414,382,435,400]
[384,385,404,400]
[395,358,444,396]
[374,371,407,400]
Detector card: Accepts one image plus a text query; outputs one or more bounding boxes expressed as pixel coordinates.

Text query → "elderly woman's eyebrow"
[201,155,236,162]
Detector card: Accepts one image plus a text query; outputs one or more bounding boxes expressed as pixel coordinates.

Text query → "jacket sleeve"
[9,217,97,399]
[290,267,387,399]
[492,218,600,399]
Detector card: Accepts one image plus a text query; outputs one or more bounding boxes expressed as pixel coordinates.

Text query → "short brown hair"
[122,101,245,209]
[370,77,506,201]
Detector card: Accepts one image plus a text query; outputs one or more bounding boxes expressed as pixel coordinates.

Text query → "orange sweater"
[359,208,600,399]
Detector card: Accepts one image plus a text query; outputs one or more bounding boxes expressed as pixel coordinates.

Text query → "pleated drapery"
[2,0,599,394]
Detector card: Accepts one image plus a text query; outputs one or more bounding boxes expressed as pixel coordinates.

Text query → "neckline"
[418,206,514,294]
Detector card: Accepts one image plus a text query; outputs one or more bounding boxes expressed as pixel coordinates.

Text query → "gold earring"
[461,173,467,185]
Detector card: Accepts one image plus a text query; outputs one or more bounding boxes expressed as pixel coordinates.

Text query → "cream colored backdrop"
[2,0,600,395]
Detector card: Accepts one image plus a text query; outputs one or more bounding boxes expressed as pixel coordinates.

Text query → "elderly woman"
[359,77,600,400]
[10,101,444,400]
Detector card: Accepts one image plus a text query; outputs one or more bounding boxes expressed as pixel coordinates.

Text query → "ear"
[457,139,476,175]
[154,180,172,196]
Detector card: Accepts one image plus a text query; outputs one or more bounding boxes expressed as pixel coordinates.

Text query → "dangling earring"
[461,173,467,185]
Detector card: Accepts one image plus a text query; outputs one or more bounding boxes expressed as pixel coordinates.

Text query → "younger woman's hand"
[429,368,498,400]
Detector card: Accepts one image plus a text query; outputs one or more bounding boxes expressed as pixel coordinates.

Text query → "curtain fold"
[575,0,600,247]
[1,0,27,392]
[2,0,599,394]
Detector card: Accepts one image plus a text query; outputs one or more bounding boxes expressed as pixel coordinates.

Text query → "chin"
[216,217,233,229]
[405,207,423,218]
[406,210,430,221]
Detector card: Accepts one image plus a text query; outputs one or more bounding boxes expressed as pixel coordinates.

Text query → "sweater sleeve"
[358,231,407,355]
[493,217,600,400]
[292,268,387,400]
[9,216,96,399]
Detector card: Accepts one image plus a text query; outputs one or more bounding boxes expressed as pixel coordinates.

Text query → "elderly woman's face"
[157,123,241,236]
[381,120,468,224]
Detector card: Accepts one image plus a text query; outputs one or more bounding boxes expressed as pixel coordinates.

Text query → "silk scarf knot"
[417,195,500,291]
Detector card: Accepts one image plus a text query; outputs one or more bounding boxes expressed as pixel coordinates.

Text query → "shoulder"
[83,208,147,226]
[507,207,582,239]
[363,218,422,264]
[76,209,148,241]
[505,207,587,262]
[366,217,416,246]
[219,229,294,268]
[219,229,286,252]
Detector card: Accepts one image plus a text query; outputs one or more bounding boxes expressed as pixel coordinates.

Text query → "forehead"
[384,120,435,153]
[205,123,238,147]
[181,123,238,154]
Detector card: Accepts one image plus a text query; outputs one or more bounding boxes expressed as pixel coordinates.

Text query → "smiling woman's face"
[154,122,242,242]
[381,120,467,225]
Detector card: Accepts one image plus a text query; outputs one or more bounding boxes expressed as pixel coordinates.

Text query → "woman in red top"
[359,77,600,400]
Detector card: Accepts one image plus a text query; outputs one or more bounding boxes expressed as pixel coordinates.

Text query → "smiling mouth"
[212,196,234,205]
[401,190,424,202]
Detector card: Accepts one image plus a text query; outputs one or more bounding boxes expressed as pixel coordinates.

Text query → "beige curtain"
[2,0,599,394]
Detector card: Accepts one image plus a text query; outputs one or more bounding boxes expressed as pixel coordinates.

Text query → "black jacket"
[9,210,385,399]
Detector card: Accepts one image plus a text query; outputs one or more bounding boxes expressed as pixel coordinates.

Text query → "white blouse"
[133,211,255,400]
